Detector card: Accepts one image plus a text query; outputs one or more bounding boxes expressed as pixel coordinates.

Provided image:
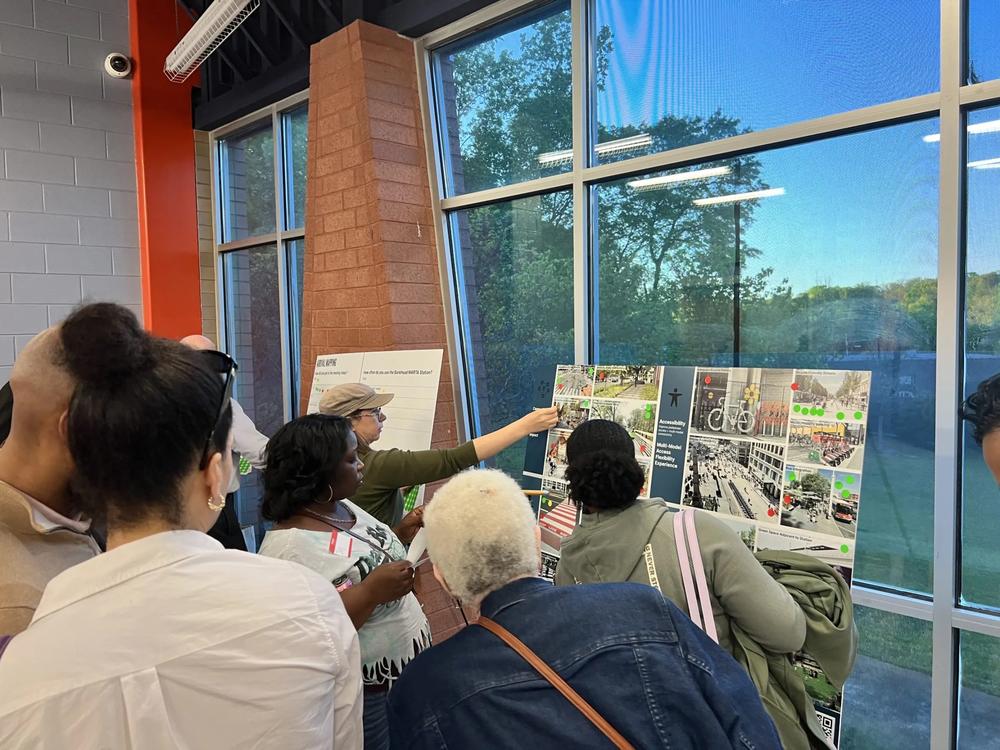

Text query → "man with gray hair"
[387,468,781,750]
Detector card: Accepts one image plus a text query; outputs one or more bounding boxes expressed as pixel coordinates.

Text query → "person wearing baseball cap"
[319,383,558,526]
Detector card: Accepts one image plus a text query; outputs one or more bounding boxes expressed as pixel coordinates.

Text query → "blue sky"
[454,0,1000,294]
[593,0,1000,293]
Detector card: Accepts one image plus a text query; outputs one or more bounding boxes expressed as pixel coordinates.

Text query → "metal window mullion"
[570,0,588,364]
[931,1,964,748]
[851,584,934,622]
[959,78,1000,106]
[416,41,473,444]
[273,103,293,424]
[210,133,229,348]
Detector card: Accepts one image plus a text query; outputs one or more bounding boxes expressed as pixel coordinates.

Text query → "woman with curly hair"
[554,419,805,657]
[258,414,430,750]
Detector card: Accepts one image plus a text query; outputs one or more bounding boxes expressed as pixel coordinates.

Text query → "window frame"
[416,1,1000,746]
[209,90,309,428]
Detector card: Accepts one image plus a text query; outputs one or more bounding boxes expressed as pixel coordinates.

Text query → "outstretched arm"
[471,406,558,461]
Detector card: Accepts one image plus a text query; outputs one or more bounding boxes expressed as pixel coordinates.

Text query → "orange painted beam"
[129,0,202,337]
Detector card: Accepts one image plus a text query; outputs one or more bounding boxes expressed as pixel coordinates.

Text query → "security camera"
[104,53,133,79]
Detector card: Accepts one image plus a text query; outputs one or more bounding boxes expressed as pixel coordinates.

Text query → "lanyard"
[299,506,395,563]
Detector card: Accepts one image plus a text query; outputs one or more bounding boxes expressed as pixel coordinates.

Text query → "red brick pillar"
[302,21,469,640]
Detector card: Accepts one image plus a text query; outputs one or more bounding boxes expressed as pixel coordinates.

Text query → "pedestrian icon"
[668,388,683,407]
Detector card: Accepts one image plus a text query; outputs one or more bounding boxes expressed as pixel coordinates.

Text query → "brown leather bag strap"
[477,616,635,750]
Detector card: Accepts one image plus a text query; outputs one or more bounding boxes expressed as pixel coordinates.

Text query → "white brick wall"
[0,0,140,380]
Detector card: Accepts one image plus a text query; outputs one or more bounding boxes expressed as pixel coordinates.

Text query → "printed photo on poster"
[788,420,866,471]
[830,472,860,539]
[593,365,661,400]
[554,365,593,397]
[792,371,871,422]
[588,399,657,460]
[538,494,581,539]
[681,436,781,524]
[691,367,794,442]
[542,430,571,480]
[714,514,758,552]
[756,526,854,587]
[781,464,844,538]
[554,398,591,430]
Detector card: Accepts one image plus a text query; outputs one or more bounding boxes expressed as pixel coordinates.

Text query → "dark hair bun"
[61,303,154,385]
[566,448,644,511]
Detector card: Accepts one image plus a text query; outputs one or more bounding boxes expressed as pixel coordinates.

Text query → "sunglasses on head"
[199,349,238,469]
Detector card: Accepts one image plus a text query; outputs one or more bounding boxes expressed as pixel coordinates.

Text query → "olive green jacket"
[554,499,806,656]
[351,440,480,526]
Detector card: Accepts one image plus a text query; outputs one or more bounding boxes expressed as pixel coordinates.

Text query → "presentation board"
[308,349,443,505]
[522,364,871,747]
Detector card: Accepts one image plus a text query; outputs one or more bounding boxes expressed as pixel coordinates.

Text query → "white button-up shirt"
[0,530,363,749]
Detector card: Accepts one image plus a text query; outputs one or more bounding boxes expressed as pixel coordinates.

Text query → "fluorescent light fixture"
[923,118,1000,143]
[537,133,652,166]
[969,156,1000,169]
[627,165,731,191]
[693,187,786,206]
[165,0,260,83]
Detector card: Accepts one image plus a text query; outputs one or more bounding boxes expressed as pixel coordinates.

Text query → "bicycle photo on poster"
[690,368,794,442]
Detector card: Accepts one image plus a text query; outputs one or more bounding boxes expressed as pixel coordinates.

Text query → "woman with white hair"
[386,468,781,750]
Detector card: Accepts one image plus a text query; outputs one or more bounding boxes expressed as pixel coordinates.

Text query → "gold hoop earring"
[208,495,226,512]
[318,485,334,504]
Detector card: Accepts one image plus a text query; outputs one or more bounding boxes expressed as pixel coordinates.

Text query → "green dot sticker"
[846,475,855,485]
[837,411,845,420]
[817,408,825,417]
[835,481,843,490]
[842,490,851,499]
[788,472,797,482]
[581,400,590,408]
[645,405,654,418]
[854,411,863,420]
[793,404,802,413]
[840,544,850,554]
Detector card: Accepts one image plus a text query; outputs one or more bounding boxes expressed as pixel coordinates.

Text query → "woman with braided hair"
[258,414,430,750]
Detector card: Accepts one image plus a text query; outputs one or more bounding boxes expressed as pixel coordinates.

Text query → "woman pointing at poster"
[319,383,557,526]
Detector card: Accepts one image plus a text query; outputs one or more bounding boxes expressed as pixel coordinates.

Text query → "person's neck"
[106,519,181,551]
[0,441,74,517]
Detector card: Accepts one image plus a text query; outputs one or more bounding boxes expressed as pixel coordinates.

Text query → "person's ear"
[57,410,70,442]
[205,451,227,504]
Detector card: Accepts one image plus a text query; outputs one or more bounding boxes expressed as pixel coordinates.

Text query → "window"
[423,3,1000,744]
[212,96,308,544]
[596,120,940,591]
[432,1,572,195]
[450,191,575,474]
[963,104,1000,609]
[283,106,308,230]
[219,121,276,241]
[968,0,1000,85]
[841,607,932,747]
[958,630,1000,747]
[592,0,939,164]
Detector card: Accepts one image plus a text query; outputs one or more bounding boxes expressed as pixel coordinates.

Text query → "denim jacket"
[387,577,781,750]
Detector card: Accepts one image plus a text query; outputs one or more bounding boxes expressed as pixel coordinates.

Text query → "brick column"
[302,21,468,640]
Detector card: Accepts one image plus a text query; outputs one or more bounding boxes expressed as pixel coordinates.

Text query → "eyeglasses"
[199,349,238,469]
[354,407,382,419]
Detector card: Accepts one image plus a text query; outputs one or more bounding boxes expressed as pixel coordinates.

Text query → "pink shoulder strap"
[673,510,719,644]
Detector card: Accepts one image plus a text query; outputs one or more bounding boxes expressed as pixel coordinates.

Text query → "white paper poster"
[307,349,444,454]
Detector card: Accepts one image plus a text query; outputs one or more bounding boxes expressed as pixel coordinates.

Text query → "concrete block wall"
[0,0,139,379]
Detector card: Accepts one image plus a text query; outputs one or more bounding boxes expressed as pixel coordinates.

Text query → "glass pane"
[596,119,939,592]
[450,191,574,473]
[962,104,1000,608]
[223,245,284,536]
[969,0,1000,84]
[840,607,931,748]
[287,238,305,417]
[220,121,275,242]
[283,105,308,230]
[959,630,1000,749]
[433,1,572,195]
[593,0,939,164]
